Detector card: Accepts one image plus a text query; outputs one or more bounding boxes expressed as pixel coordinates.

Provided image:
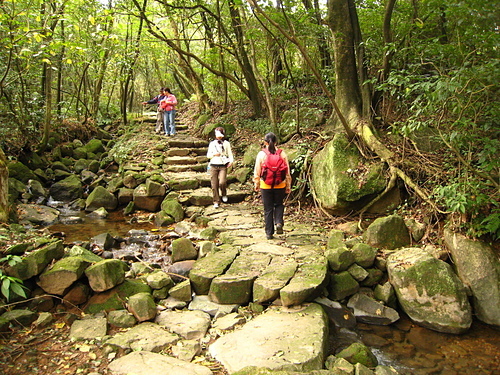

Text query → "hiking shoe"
[267,235,274,240]
[276,224,283,234]
[213,203,219,208]
[222,196,228,203]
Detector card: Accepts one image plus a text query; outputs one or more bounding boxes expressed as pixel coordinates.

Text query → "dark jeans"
[210,165,228,203]
[261,187,286,237]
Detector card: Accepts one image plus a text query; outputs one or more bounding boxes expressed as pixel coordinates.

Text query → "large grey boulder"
[85,186,118,211]
[108,351,212,375]
[49,174,83,201]
[85,259,126,292]
[387,247,472,334]
[209,303,328,373]
[310,134,387,215]
[364,215,411,250]
[444,230,500,327]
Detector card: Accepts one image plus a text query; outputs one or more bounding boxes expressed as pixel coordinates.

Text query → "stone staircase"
[142,112,249,207]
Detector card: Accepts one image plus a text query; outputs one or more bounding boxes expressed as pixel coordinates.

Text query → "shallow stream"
[48,212,500,375]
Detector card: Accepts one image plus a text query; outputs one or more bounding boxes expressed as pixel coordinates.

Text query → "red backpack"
[261,148,288,187]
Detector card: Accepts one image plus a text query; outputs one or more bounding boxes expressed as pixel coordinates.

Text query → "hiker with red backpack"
[253,132,292,240]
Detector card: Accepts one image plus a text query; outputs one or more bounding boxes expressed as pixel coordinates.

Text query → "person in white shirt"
[207,127,234,208]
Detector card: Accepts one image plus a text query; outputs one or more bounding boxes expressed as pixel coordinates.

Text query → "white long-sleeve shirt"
[207,139,234,166]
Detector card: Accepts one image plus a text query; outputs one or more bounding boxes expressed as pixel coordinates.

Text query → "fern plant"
[0,255,28,302]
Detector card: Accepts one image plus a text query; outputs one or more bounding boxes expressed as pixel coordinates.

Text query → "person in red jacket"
[253,132,292,239]
[159,88,178,136]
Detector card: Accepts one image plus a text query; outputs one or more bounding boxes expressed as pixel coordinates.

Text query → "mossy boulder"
[49,174,83,201]
[387,247,472,334]
[311,134,387,215]
[85,186,118,212]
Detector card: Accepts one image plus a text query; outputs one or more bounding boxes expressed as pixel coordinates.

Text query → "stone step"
[166,148,208,157]
[164,156,208,166]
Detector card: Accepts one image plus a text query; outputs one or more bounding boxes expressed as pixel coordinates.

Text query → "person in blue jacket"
[142,88,166,134]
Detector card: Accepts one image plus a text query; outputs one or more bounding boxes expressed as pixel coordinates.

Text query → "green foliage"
[433,179,500,240]
[0,255,28,302]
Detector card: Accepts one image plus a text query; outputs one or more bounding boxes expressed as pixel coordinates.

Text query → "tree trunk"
[38,64,52,153]
[326,0,362,127]
[0,147,8,223]
[228,0,264,117]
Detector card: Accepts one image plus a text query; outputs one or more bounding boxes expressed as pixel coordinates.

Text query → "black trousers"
[261,187,286,236]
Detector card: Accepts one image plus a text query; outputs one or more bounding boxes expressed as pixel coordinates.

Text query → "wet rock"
[347,293,400,325]
[336,342,378,368]
[127,292,157,322]
[209,303,327,373]
[363,215,411,250]
[17,203,60,226]
[70,316,107,340]
[91,232,116,250]
[107,351,212,375]
[85,259,126,292]
[387,247,472,334]
[37,256,90,295]
[314,297,356,329]
[85,186,118,212]
[49,174,83,201]
[155,309,211,340]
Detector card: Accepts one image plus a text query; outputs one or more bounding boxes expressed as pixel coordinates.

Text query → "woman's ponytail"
[264,132,277,154]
